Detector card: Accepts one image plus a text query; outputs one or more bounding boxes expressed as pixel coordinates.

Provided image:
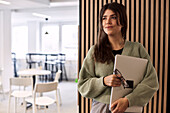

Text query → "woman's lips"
[105,26,113,28]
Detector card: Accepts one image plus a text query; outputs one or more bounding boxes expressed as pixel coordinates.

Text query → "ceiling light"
[50,1,78,7]
[0,0,11,5]
[32,13,51,19]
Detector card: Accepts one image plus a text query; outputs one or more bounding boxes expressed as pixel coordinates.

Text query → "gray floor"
[0,81,77,113]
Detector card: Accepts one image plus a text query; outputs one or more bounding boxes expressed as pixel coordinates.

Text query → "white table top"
[17,69,51,76]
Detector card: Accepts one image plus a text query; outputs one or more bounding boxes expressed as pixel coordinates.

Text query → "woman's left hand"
[111,97,129,113]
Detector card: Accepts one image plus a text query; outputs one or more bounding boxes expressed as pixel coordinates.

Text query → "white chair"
[26,82,60,113]
[0,75,5,99]
[0,69,5,100]
[54,70,62,105]
[0,78,5,100]
[8,77,33,113]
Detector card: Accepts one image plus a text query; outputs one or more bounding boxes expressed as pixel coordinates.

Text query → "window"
[41,24,78,61]
[62,25,78,60]
[12,26,28,59]
[41,24,59,53]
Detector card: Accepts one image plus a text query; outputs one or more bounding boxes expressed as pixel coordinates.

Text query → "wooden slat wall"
[78,0,169,113]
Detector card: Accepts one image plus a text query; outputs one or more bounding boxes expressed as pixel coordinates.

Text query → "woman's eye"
[102,17,106,20]
[112,16,117,19]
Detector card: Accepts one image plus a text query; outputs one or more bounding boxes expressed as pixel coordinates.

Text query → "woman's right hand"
[104,74,121,87]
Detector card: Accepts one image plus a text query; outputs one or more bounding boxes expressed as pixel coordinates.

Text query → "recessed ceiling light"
[32,13,51,19]
[0,0,11,5]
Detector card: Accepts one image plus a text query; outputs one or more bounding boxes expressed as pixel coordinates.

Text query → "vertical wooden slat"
[131,0,134,42]
[90,0,93,47]
[99,0,102,12]
[149,0,154,112]
[136,0,139,42]
[108,0,112,3]
[145,0,149,51]
[163,0,169,113]
[85,98,88,113]
[94,0,98,44]
[86,0,89,54]
[81,96,84,113]
[104,0,107,5]
[117,0,120,3]
[140,0,144,45]
[85,0,89,112]
[158,0,164,113]
[81,0,85,112]
[90,99,92,111]
[144,1,148,112]
[84,0,90,113]
[154,0,159,113]
[81,0,85,63]
[150,0,154,70]
[126,0,129,41]
[112,0,116,3]
[122,0,125,6]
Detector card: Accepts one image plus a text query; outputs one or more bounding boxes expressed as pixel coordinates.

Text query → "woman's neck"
[108,34,125,50]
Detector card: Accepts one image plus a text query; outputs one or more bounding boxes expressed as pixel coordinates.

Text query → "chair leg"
[23,98,26,113]
[44,106,47,113]
[14,97,17,113]
[56,92,60,113]
[57,88,62,105]
[1,85,5,100]
[33,103,37,113]
[56,101,60,113]
[8,95,11,113]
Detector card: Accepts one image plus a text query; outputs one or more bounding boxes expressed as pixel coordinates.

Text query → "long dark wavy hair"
[93,2,127,64]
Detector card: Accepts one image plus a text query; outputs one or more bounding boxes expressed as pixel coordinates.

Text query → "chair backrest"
[54,70,62,82]
[34,82,58,93]
[9,77,33,95]
[10,77,32,87]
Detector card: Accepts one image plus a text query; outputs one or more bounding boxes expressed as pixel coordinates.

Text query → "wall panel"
[78,0,169,113]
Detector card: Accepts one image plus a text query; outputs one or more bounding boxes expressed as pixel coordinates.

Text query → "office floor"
[0,81,77,113]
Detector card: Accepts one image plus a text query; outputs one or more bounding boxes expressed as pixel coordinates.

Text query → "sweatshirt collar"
[121,40,130,56]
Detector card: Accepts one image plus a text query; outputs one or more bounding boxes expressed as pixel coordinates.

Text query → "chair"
[0,68,5,100]
[11,52,18,77]
[26,82,60,113]
[54,70,62,105]
[26,53,42,69]
[8,77,33,113]
[56,53,68,81]
[0,77,5,100]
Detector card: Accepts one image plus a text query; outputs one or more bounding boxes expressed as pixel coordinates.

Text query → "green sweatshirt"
[78,41,159,107]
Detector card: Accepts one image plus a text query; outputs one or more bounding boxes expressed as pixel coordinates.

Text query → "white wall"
[0,10,13,92]
[28,21,40,53]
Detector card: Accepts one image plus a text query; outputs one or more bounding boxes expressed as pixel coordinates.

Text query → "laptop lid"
[109,55,148,112]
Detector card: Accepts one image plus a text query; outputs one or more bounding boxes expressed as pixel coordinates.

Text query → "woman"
[78,2,159,113]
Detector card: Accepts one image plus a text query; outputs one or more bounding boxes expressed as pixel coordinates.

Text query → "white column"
[0,10,13,92]
[0,11,3,71]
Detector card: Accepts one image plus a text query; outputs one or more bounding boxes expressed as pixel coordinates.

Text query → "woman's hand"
[104,74,121,87]
[111,98,129,113]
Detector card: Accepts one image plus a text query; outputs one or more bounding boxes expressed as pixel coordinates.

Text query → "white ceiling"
[0,0,79,25]
[0,0,50,10]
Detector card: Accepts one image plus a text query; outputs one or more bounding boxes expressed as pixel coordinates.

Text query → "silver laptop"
[109,55,148,112]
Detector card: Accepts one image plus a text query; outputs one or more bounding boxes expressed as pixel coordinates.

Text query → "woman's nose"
[106,18,111,24]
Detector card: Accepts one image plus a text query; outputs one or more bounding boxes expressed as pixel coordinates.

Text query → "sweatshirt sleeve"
[125,43,159,107]
[78,46,107,98]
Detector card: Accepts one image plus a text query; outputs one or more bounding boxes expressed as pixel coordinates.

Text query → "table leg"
[33,75,36,88]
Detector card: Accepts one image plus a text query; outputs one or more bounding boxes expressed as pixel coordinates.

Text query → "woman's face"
[102,9,122,36]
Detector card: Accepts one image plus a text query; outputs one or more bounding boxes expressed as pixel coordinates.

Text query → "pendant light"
[45,18,49,35]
